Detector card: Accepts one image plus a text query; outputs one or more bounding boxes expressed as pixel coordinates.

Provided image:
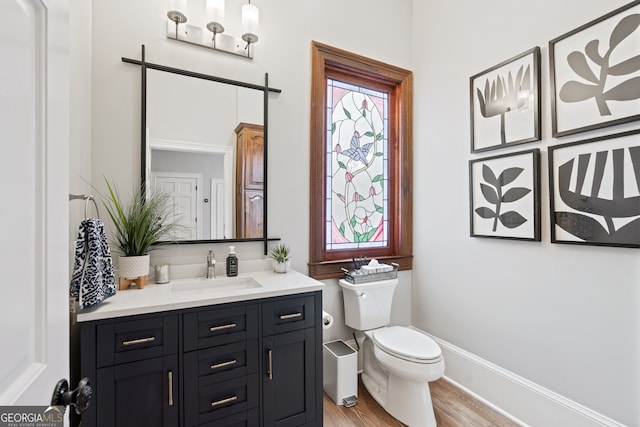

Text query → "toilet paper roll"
[321,310,334,329]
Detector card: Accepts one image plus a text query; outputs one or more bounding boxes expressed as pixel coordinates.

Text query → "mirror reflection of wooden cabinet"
[235,123,264,238]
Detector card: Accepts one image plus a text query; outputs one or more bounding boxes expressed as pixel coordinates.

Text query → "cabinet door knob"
[211,395,238,407]
[210,322,237,332]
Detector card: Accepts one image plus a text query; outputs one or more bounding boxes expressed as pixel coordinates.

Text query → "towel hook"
[69,194,100,220]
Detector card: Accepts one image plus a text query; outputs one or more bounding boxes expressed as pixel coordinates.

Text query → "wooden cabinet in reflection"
[235,123,264,238]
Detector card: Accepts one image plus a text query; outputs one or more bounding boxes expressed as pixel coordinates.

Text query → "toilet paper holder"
[322,310,334,329]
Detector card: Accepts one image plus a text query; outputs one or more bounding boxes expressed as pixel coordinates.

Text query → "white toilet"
[338,278,444,427]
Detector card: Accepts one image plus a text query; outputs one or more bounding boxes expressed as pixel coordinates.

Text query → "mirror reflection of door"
[152,171,201,240]
[150,145,232,240]
[146,69,263,241]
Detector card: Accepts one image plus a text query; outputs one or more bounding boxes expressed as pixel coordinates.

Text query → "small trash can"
[323,340,358,406]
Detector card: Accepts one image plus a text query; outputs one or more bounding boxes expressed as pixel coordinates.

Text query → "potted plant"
[269,243,291,273]
[102,178,178,288]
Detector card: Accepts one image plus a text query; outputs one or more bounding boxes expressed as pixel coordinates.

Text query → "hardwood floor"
[323,376,521,427]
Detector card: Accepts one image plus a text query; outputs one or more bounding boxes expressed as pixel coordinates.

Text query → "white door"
[0,0,70,410]
[152,172,202,240]
[210,178,225,239]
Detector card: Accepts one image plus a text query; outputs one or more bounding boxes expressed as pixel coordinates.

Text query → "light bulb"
[242,3,259,43]
[206,0,225,35]
[207,0,225,25]
[167,0,186,14]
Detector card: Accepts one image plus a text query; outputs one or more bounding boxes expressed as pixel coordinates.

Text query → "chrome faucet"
[207,250,216,278]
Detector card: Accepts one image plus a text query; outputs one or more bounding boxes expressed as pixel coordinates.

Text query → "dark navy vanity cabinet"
[262,294,318,427]
[76,291,322,427]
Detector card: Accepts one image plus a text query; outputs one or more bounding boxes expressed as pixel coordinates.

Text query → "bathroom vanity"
[73,270,324,427]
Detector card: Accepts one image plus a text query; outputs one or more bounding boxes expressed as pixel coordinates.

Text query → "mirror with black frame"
[129,53,280,251]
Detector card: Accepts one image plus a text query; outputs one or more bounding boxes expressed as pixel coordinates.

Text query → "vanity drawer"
[184,339,259,387]
[195,408,258,427]
[96,314,178,368]
[184,303,259,352]
[184,374,259,427]
[262,294,316,335]
[198,408,260,427]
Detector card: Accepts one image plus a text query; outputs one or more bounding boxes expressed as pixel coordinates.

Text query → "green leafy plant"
[102,178,179,256]
[269,243,291,263]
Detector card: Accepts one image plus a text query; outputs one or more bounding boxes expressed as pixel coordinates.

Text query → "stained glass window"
[325,78,389,250]
[309,42,412,279]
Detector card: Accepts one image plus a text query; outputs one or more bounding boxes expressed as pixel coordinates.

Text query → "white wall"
[413,1,639,425]
[68,0,93,258]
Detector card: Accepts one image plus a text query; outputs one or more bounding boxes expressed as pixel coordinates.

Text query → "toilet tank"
[338,279,398,330]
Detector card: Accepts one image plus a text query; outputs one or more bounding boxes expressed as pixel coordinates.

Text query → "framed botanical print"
[549,1,640,137]
[549,129,640,248]
[470,47,541,153]
[470,149,541,241]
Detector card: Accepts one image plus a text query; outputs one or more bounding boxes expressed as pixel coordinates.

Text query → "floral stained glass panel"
[326,78,389,250]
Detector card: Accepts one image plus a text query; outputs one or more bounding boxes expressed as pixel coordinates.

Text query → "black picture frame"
[549,129,640,248]
[469,148,541,241]
[549,1,640,137]
[470,47,541,153]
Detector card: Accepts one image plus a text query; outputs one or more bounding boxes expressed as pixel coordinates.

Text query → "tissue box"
[360,264,381,274]
[360,263,394,274]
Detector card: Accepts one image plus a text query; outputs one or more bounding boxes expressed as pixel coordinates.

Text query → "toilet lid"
[372,326,441,362]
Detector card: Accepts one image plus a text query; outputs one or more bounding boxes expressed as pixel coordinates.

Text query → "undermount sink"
[171,276,262,294]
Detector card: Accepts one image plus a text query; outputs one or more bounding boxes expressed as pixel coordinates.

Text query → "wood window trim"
[308,41,413,280]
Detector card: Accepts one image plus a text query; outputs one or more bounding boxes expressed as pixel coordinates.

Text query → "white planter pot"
[119,254,150,279]
[273,260,290,274]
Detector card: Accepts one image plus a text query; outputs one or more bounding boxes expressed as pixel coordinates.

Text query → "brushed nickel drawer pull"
[168,371,174,406]
[210,359,237,370]
[122,336,156,346]
[210,323,237,332]
[279,312,302,320]
[211,395,238,407]
[267,349,273,380]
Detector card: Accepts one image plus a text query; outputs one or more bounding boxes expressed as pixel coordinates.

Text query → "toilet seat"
[372,326,442,364]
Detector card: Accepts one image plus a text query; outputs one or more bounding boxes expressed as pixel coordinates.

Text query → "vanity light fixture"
[167,0,260,59]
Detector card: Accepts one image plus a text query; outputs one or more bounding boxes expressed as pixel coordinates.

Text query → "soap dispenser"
[226,246,238,277]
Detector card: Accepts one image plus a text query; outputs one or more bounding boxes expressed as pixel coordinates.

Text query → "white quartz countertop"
[76,269,325,322]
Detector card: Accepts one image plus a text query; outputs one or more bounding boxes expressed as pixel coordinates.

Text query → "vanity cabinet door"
[262,329,316,427]
[77,313,179,427]
[96,353,179,427]
[261,292,323,427]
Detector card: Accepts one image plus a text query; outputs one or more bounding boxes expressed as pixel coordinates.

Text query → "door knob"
[50,377,92,415]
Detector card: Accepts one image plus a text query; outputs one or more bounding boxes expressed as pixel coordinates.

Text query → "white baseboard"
[429,333,626,427]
